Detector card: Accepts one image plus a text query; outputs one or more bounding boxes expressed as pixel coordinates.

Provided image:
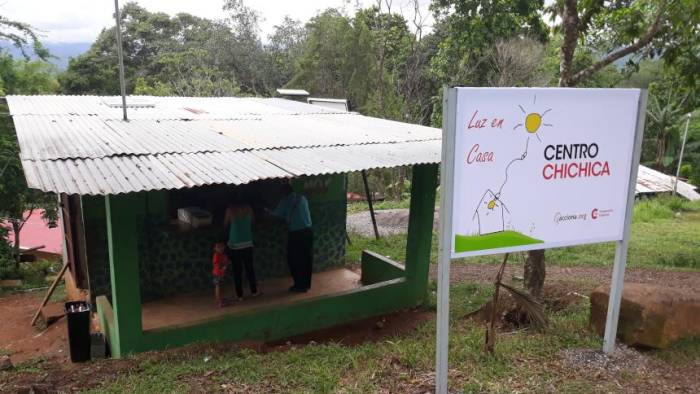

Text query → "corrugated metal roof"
[9,95,441,195]
[636,165,700,201]
[20,141,440,195]
[6,95,342,119]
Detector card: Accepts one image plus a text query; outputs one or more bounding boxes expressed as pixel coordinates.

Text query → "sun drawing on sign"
[512,95,552,142]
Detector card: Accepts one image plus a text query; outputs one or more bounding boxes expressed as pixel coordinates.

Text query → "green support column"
[105,193,143,356]
[405,164,439,303]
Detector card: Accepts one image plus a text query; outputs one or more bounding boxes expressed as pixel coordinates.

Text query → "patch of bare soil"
[0,292,69,364]
[430,263,700,292]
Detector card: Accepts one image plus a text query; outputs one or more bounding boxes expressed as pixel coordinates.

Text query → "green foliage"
[632,195,697,222]
[0,52,59,95]
[679,164,692,178]
[547,0,700,87]
[0,227,14,280]
[60,3,242,95]
[289,6,438,124]
[0,100,58,270]
[134,49,241,97]
[642,69,696,170]
[18,259,59,288]
[429,0,548,87]
[0,15,49,60]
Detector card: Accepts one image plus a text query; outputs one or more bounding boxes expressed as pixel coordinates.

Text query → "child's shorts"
[212,274,226,285]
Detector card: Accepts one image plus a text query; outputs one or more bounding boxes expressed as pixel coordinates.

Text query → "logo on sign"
[591,208,614,220]
[554,212,587,224]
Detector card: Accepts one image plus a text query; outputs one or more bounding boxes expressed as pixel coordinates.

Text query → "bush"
[0,227,15,280]
[19,259,59,287]
[633,195,699,223]
[679,164,693,179]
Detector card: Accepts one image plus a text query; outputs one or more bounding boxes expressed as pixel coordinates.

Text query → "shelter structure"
[635,165,700,201]
[7,95,440,357]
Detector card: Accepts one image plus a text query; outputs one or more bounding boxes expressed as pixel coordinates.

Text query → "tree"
[288,10,357,99]
[134,49,241,96]
[0,104,57,269]
[646,83,689,171]
[551,0,699,88]
[264,17,307,93]
[525,0,700,298]
[60,2,235,95]
[486,37,549,88]
[0,53,59,95]
[0,15,48,59]
[0,51,59,270]
[430,0,548,87]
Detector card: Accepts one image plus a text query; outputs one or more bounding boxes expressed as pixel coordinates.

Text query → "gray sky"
[1,0,433,43]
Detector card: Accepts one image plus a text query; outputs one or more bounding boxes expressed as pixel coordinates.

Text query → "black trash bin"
[65,301,91,362]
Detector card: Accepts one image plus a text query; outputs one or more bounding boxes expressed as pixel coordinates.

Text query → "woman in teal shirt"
[224,200,259,300]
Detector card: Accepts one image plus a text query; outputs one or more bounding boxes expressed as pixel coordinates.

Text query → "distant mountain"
[0,42,91,70]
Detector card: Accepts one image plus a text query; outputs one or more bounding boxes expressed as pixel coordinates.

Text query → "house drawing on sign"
[472,189,509,235]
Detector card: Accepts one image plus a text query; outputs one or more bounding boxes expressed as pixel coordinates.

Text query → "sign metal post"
[602,91,647,353]
[436,87,458,394]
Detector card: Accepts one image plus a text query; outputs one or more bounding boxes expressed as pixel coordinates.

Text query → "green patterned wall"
[84,175,347,302]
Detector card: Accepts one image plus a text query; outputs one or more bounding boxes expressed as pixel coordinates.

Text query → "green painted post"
[105,193,143,356]
[405,164,439,303]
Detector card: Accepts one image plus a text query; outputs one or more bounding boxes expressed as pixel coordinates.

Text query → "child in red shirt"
[212,242,230,307]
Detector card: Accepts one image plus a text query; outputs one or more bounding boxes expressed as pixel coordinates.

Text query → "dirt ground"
[1,265,699,393]
[0,292,68,364]
[0,302,432,393]
[430,263,700,291]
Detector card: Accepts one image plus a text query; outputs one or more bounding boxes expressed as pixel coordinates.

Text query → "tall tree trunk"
[11,221,21,271]
[524,249,545,299]
[558,0,579,87]
[655,131,666,171]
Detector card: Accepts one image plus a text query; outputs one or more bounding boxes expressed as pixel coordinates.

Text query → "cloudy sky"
[1,0,433,43]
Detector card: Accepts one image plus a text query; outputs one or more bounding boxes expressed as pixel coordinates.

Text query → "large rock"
[0,355,12,371]
[590,283,700,349]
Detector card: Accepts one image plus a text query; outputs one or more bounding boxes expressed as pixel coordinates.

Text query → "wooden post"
[361,170,380,240]
[30,262,69,326]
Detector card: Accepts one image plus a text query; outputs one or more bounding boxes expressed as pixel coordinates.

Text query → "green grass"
[83,281,609,393]
[347,199,413,214]
[454,231,543,253]
[348,197,700,269]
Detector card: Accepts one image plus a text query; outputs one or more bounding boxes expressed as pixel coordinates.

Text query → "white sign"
[448,88,641,257]
[435,87,646,394]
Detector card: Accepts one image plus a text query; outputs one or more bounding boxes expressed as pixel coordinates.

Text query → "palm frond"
[498,282,548,331]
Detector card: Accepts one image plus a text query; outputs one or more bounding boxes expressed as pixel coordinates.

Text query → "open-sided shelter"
[6,95,440,357]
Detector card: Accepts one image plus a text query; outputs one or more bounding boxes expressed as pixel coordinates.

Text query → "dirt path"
[430,263,700,291]
[0,292,69,364]
[347,208,436,237]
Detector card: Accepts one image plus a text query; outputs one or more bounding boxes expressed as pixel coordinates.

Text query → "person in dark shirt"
[270,183,313,292]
